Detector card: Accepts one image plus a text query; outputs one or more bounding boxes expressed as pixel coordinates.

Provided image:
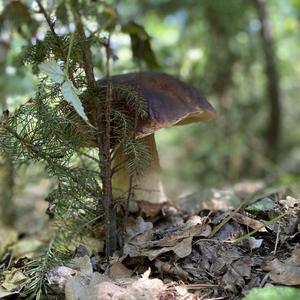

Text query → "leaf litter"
[0,183,300,299]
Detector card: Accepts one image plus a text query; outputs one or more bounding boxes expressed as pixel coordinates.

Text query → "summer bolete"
[84,72,216,213]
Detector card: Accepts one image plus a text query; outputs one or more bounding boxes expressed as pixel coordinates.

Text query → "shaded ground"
[0,180,300,299]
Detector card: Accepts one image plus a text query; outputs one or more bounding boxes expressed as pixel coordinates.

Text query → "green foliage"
[22,235,70,300]
[0,1,38,39]
[3,0,298,196]
[122,21,159,69]
[21,31,85,76]
[39,60,92,126]
[121,139,150,176]
[2,0,299,295]
[119,0,300,193]
[82,81,151,177]
[0,0,152,298]
[244,287,300,300]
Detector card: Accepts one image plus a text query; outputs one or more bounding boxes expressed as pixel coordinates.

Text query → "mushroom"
[84,72,216,213]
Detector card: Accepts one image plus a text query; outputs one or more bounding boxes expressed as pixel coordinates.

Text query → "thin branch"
[35,0,77,86]
[1,124,99,198]
[70,0,117,256]
[70,3,96,86]
[77,150,101,164]
[100,35,117,256]
[122,174,133,245]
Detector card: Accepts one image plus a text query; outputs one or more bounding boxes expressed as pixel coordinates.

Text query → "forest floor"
[0,180,300,299]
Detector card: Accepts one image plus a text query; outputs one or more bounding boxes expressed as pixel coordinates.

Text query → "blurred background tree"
[0,1,299,298]
[0,0,36,226]
[113,0,300,195]
[0,0,299,210]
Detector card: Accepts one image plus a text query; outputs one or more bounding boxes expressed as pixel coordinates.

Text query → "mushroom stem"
[112,133,167,209]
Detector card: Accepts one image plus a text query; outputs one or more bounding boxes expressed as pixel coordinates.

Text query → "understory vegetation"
[0,1,299,299]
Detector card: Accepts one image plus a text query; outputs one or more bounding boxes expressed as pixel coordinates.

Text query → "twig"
[35,0,76,86]
[65,30,75,76]
[208,202,244,238]
[184,283,218,289]
[100,36,117,256]
[260,273,270,288]
[82,215,104,228]
[69,1,117,256]
[70,3,96,86]
[272,221,280,255]
[234,210,289,244]
[122,174,133,248]
[78,150,101,164]
[122,99,139,245]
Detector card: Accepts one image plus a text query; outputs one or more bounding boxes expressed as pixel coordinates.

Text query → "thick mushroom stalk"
[112,133,167,210]
[83,72,216,214]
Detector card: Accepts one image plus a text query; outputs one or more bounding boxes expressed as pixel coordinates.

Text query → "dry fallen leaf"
[232,213,268,232]
[262,249,300,286]
[67,255,93,276]
[1,267,28,291]
[196,241,242,273]
[155,260,188,280]
[279,196,299,209]
[0,287,18,299]
[65,268,164,300]
[222,256,252,292]
[124,216,210,260]
[109,262,133,279]
[119,269,164,300]
[126,216,153,239]
[241,237,263,251]
[143,236,194,260]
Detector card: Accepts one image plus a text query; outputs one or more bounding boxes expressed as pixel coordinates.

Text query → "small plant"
[0,0,152,298]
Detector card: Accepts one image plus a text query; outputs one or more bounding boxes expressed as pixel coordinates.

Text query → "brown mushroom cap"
[103,72,216,137]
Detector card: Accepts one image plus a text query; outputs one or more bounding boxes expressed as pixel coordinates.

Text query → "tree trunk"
[255,0,281,162]
[0,96,15,226]
[0,39,15,226]
[203,3,239,180]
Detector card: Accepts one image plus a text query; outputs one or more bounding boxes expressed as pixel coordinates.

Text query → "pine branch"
[70,0,117,256]
[0,119,100,199]
[70,0,96,87]
[100,39,117,256]
[35,0,77,86]
[22,234,69,300]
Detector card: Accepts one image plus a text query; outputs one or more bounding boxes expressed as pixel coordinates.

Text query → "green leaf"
[56,2,70,25]
[98,3,119,31]
[244,287,300,300]
[39,61,92,126]
[0,1,39,37]
[61,80,93,127]
[121,21,159,69]
[39,60,65,84]
[245,197,276,218]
